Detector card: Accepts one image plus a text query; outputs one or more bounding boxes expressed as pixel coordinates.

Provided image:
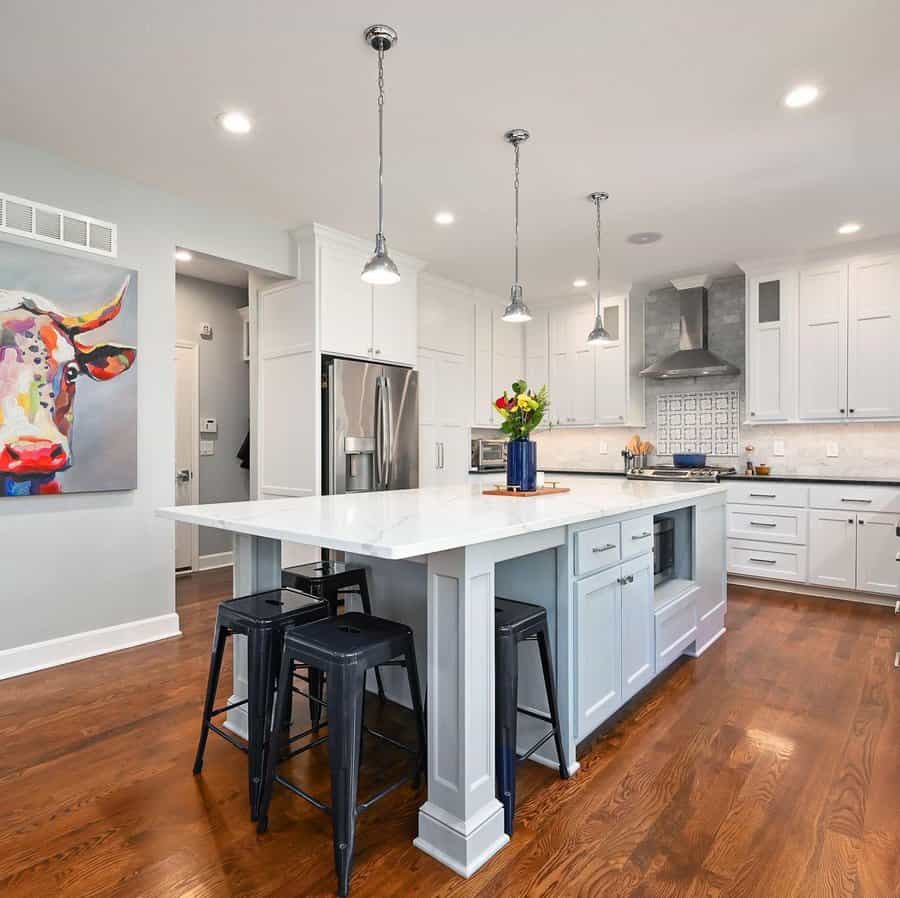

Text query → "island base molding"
[414,800,509,878]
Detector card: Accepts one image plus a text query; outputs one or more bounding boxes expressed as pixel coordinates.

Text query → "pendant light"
[361,25,400,286]
[502,129,532,323]
[586,191,612,344]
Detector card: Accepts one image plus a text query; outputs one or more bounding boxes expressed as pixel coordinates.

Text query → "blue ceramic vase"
[506,437,537,492]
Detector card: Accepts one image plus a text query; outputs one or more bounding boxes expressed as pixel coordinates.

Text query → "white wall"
[0,137,294,657]
[176,274,250,557]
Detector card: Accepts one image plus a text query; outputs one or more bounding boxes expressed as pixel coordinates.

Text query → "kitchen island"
[158,478,726,878]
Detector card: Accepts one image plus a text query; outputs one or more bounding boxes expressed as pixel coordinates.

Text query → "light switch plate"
[773,439,785,456]
[200,417,217,434]
[826,441,839,458]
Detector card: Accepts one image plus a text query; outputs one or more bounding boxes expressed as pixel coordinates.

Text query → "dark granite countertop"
[470,469,900,487]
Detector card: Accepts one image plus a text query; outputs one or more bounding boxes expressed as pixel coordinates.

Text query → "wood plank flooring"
[0,571,897,897]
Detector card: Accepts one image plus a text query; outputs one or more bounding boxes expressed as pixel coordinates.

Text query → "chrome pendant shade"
[586,191,612,344]
[502,129,532,323]
[361,25,400,286]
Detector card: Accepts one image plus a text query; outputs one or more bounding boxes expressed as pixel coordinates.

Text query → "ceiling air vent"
[0,191,117,257]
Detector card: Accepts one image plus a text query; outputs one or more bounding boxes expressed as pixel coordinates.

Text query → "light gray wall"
[0,136,294,652]
[176,275,250,557]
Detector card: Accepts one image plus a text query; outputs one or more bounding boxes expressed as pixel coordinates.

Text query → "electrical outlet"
[826,441,839,458]
[773,439,785,457]
[598,440,608,454]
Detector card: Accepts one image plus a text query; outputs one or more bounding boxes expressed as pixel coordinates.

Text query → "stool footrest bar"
[284,734,329,759]
[363,726,416,755]
[210,698,248,717]
[275,775,331,813]
[517,729,555,764]
[357,774,415,813]
[208,722,248,753]
[517,706,553,724]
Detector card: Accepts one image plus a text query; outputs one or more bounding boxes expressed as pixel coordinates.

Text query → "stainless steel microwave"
[471,439,507,472]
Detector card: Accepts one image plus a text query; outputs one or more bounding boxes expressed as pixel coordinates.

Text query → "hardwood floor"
[0,572,897,897]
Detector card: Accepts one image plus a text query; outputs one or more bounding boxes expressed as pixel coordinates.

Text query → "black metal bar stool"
[192,588,330,820]
[282,560,386,703]
[257,612,427,898]
[495,596,569,836]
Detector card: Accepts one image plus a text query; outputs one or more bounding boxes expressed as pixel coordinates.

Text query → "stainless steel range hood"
[640,274,740,379]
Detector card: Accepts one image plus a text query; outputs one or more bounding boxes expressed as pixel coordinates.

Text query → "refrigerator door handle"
[374,376,384,490]
[383,376,394,488]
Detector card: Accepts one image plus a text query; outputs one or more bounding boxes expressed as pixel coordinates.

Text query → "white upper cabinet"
[798,263,848,419]
[418,274,474,357]
[524,310,549,395]
[746,271,796,421]
[473,298,496,426]
[848,253,900,419]
[312,226,423,368]
[319,238,374,360]
[594,297,627,425]
[492,304,526,407]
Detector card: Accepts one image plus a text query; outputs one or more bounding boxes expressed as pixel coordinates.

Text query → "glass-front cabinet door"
[747,272,796,421]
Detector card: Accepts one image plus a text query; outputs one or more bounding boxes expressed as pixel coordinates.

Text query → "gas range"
[626,464,736,483]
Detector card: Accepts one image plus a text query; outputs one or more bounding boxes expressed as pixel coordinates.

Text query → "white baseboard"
[197,551,233,571]
[0,612,182,681]
[728,575,895,607]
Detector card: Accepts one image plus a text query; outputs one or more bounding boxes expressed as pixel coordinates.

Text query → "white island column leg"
[414,545,509,877]
[225,533,282,738]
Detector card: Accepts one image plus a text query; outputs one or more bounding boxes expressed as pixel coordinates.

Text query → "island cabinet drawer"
[621,515,654,559]
[575,523,621,575]
[727,504,808,545]
[727,539,808,583]
[809,484,900,513]
[726,481,809,508]
[654,587,698,674]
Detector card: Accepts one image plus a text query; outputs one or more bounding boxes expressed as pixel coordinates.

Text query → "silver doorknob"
[176,469,192,483]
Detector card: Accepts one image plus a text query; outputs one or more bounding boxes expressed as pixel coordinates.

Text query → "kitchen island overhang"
[158,479,727,879]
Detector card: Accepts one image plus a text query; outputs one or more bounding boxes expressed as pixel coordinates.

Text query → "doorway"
[175,341,199,573]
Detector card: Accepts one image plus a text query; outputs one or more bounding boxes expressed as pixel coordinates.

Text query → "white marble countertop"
[157,479,724,560]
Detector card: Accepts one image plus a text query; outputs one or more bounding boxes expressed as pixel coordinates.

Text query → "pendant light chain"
[586,191,612,344]
[594,194,603,315]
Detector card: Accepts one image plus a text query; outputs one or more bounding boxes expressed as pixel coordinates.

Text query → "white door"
[175,342,199,572]
[809,510,857,589]
[620,554,654,702]
[319,240,373,360]
[856,512,900,596]
[575,566,622,740]
[747,273,795,421]
[848,253,900,419]
[373,274,418,367]
[798,264,848,419]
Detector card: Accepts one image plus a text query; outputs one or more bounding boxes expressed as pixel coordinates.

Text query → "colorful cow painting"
[0,242,138,497]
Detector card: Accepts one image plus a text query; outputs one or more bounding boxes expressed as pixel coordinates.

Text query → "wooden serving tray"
[483,486,571,498]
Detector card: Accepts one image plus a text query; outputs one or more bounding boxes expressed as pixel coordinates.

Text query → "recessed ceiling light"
[837,222,862,235]
[434,211,455,225]
[572,278,588,288]
[174,249,192,262]
[217,110,253,134]
[783,84,819,109]
[627,231,663,245]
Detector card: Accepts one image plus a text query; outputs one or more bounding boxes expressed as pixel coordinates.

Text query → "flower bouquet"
[493,380,549,491]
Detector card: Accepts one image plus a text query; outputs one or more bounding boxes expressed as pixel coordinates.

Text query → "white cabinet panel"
[571,349,596,424]
[809,484,900,514]
[856,512,900,596]
[654,587,698,673]
[549,352,572,425]
[473,301,495,427]
[727,504,808,544]
[319,240,373,360]
[726,481,809,508]
[575,522,621,575]
[575,568,622,740]
[525,310,549,395]
[809,510,857,589]
[373,274,417,367]
[594,340,626,424]
[848,254,900,419]
[418,276,473,356]
[621,515,654,560]
[798,264,848,419]
[728,539,808,582]
[747,272,796,421]
[621,555,655,701]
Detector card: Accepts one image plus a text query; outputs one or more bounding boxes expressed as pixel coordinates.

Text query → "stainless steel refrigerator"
[322,357,418,495]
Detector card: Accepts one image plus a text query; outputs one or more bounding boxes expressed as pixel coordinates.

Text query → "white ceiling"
[4,1,900,299]
[175,250,250,289]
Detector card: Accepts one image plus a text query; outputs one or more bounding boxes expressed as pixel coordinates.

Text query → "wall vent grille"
[0,192,117,257]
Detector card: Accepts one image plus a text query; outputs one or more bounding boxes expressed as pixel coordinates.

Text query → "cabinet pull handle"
[749,557,777,564]
[631,531,652,540]
[839,408,845,414]
[749,521,777,527]
[858,518,865,525]
[840,497,872,503]
[617,575,635,585]
[749,493,777,498]
[593,543,616,553]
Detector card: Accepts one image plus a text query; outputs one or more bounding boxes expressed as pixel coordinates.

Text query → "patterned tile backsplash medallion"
[656,389,740,457]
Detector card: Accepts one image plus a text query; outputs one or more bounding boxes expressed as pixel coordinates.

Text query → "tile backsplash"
[473,272,900,478]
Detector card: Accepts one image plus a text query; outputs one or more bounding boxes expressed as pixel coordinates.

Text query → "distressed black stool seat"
[192,588,330,820]
[257,612,426,898]
[495,596,569,836]
[282,560,385,703]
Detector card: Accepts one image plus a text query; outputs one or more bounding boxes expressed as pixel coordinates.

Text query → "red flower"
[494,395,507,410]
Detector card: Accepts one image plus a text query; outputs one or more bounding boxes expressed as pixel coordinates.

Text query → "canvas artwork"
[0,241,137,496]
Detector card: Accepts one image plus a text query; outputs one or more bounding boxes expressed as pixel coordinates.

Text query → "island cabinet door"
[575,567,622,741]
[620,555,655,703]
